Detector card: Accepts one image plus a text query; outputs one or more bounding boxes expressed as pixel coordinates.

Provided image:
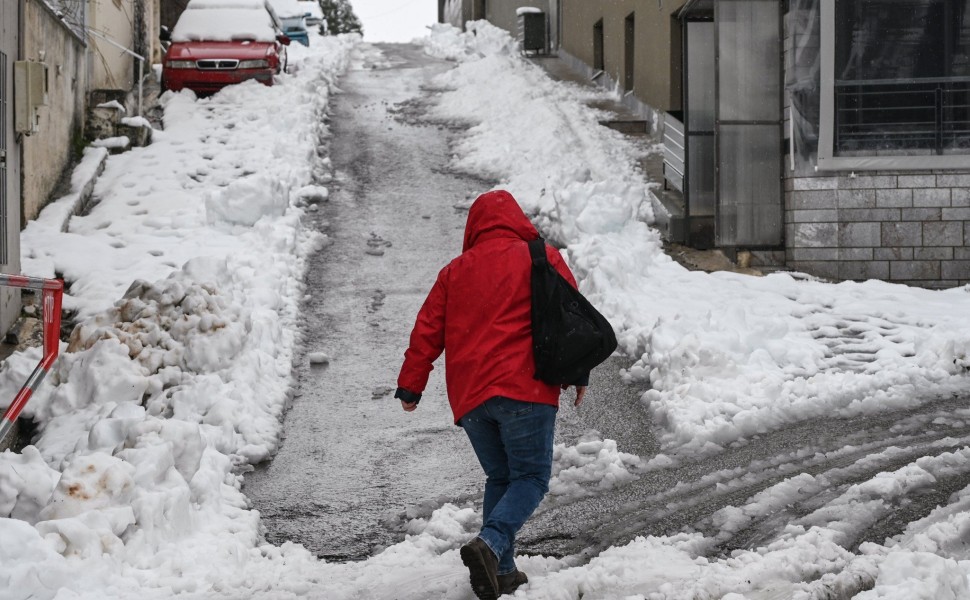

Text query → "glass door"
[685,19,716,233]
[715,0,783,247]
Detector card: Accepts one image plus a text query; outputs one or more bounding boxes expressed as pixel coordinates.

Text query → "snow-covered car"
[161,0,291,94]
[298,0,323,26]
[268,0,310,46]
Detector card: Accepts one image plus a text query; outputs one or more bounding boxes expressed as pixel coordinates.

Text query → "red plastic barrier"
[0,275,63,445]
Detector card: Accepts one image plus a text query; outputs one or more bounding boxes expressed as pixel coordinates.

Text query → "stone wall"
[786,172,970,288]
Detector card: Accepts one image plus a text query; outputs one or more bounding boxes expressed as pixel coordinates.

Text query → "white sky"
[350,0,437,42]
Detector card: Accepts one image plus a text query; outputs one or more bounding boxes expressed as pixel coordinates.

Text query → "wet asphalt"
[243,41,656,561]
[244,43,496,560]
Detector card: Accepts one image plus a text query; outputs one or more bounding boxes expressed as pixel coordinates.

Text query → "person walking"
[394,189,587,599]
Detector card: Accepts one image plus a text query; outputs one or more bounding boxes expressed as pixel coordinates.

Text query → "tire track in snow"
[518,394,970,567]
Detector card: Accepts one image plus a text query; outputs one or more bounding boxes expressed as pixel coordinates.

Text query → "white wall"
[88,0,136,91]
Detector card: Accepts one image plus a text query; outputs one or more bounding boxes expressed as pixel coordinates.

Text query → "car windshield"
[173,7,277,42]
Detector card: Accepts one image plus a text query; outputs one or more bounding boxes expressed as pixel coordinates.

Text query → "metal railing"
[663,111,686,192]
[0,275,63,445]
[835,77,970,155]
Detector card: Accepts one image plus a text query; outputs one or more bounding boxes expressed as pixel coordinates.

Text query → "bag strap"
[528,238,547,267]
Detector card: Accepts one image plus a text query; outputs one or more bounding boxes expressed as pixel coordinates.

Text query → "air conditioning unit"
[14,61,49,136]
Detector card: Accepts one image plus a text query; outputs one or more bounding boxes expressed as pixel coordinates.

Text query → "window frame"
[817,0,970,171]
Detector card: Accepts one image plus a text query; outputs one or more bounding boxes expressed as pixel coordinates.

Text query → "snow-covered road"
[4,22,970,600]
[243,43,486,560]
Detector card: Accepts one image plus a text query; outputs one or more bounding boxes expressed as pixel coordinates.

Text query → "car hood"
[166,41,275,61]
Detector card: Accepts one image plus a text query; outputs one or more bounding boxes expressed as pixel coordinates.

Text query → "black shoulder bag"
[528,238,617,385]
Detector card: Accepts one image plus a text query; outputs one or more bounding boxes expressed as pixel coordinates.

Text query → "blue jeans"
[459,396,557,575]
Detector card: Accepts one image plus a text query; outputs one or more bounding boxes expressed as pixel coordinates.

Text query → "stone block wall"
[785,172,970,288]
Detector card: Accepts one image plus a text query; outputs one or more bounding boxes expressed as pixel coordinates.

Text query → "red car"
[161,0,290,94]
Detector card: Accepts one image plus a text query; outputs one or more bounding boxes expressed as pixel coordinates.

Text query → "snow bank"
[421,20,970,460]
[0,33,359,599]
[418,21,970,598]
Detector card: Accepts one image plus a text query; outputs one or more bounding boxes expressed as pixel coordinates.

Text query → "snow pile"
[91,136,130,150]
[548,431,641,500]
[1,33,358,599]
[417,20,970,598]
[204,174,290,226]
[421,19,970,459]
[857,551,969,600]
[0,446,59,522]
[420,21,518,62]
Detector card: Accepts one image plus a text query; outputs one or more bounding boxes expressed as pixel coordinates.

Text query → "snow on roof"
[172,6,278,42]
[516,6,543,15]
[267,0,305,18]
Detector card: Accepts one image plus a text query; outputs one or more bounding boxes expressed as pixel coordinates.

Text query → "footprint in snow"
[366,232,392,256]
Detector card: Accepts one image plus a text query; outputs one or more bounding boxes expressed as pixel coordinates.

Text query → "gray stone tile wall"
[785,171,970,287]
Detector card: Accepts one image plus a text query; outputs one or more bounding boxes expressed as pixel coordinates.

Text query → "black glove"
[394,388,422,405]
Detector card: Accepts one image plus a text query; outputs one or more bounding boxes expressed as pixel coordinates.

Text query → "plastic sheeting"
[834,0,969,155]
[797,0,970,171]
[787,0,821,175]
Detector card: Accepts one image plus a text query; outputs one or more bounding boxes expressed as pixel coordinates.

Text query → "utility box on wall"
[14,61,49,136]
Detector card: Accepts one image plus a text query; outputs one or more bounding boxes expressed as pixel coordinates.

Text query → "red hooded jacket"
[397,190,579,423]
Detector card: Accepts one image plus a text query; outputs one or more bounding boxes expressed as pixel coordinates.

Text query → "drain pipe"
[85,29,146,117]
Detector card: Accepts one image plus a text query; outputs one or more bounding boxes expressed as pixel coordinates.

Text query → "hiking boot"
[460,537,500,600]
[498,570,528,595]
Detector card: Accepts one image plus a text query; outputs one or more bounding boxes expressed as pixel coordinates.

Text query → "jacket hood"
[462,190,538,252]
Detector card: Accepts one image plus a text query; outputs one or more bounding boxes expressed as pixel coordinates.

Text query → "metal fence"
[835,77,970,154]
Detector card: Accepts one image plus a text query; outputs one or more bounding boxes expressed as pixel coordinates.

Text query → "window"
[818,0,970,169]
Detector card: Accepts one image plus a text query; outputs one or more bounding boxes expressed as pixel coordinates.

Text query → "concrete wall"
[137,0,164,65]
[785,172,970,288]
[88,0,137,91]
[0,0,23,336]
[560,0,686,113]
[23,0,88,223]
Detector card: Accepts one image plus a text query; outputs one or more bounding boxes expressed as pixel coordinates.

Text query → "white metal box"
[14,61,49,135]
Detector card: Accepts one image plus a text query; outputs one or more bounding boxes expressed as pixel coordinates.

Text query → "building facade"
[440,0,560,55]
[783,0,970,286]
[451,0,970,288]
[23,0,89,223]
[0,1,23,335]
